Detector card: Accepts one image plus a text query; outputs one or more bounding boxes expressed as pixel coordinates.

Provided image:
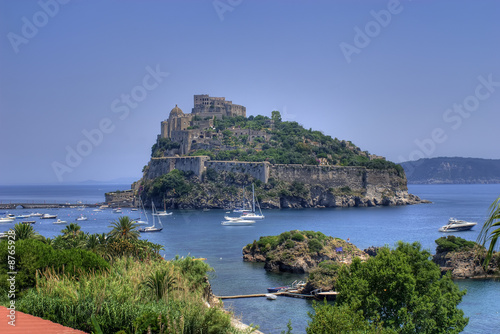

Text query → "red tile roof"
[0,306,87,334]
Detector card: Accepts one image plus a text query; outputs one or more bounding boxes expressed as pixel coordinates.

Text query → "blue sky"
[1,0,499,185]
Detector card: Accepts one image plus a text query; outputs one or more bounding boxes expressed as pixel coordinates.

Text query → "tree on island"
[477,196,500,269]
[307,242,468,334]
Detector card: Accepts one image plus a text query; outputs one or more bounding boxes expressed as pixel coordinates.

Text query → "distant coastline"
[400,157,500,184]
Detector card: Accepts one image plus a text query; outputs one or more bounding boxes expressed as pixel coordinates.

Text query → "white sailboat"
[138,201,163,232]
[155,197,173,216]
[239,184,265,220]
[133,197,149,225]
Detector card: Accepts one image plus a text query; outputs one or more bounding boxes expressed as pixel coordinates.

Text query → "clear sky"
[1,0,499,185]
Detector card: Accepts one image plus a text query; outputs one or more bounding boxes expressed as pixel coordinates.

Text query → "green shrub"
[279,231,292,243]
[308,239,324,253]
[435,236,476,253]
[291,232,305,242]
[284,239,295,249]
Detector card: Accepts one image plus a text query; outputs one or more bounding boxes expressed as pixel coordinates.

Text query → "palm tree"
[108,216,139,241]
[143,267,177,301]
[11,222,40,240]
[61,223,83,239]
[477,196,500,269]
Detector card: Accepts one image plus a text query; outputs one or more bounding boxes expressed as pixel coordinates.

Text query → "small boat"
[53,219,67,224]
[21,221,36,224]
[438,218,477,232]
[221,219,255,226]
[0,218,14,223]
[92,209,102,212]
[7,214,16,219]
[265,294,277,300]
[138,201,163,232]
[41,214,57,219]
[113,208,122,213]
[76,215,88,221]
[267,287,288,293]
[131,208,138,211]
[17,214,31,219]
[155,211,172,216]
[77,206,86,211]
[30,212,43,217]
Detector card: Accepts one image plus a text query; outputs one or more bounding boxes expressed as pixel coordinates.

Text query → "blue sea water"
[0,184,499,333]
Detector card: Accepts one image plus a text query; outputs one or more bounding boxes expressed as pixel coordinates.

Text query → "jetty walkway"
[217,291,338,300]
[0,203,103,210]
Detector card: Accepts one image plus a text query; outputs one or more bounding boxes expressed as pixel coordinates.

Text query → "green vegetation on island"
[153,113,404,173]
[0,220,251,334]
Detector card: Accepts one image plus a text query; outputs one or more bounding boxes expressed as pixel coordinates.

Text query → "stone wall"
[270,165,367,189]
[146,156,210,179]
[205,161,270,183]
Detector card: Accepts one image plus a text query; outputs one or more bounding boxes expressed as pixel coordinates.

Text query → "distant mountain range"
[400,157,500,184]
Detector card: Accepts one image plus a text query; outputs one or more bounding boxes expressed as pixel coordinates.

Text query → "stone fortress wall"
[145,156,405,195]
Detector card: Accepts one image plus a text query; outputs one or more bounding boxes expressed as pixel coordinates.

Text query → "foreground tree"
[11,222,41,240]
[108,216,139,241]
[308,242,468,334]
[477,196,500,269]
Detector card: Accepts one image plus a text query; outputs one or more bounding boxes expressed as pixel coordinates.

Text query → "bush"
[308,239,323,253]
[284,239,295,249]
[291,232,305,242]
[435,236,477,253]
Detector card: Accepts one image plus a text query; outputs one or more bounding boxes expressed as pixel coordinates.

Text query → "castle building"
[159,95,269,156]
[192,94,246,118]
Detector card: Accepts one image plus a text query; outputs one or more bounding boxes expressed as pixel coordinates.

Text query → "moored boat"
[53,219,67,224]
[438,218,477,232]
[138,201,163,232]
[221,219,255,226]
[41,213,57,219]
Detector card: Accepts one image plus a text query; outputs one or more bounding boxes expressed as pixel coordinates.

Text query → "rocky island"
[242,232,499,295]
[112,94,427,209]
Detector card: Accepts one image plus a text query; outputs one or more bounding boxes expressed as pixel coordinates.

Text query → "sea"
[0,184,499,333]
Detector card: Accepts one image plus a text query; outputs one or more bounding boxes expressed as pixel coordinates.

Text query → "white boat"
[93,209,102,212]
[438,218,477,232]
[0,218,14,223]
[265,294,277,300]
[76,215,88,221]
[138,201,163,232]
[41,214,57,219]
[239,184,264,220]
[154,197,172,216]
[30,212,43,217]
[155,211,172,216]
[53,219,67,224]
[77,206,86,211]
[113,208,122,213]
[131,208,138,211]
[221,218,255,226]
[133,197,149,225]
[17,214,31,219]
[7,214,16,219]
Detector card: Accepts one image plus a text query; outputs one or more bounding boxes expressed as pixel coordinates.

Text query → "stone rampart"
[270,165,367,189]
[205,161,270,183]
[146,156,209,179]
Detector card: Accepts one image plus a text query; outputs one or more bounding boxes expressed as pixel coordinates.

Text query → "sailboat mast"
[252,184,256,213]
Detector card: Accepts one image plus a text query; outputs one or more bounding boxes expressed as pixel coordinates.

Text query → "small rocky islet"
[242,231,500,294]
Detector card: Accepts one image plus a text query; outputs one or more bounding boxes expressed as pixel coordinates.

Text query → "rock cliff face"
[137,164,427,210]
[433,248,499,279]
